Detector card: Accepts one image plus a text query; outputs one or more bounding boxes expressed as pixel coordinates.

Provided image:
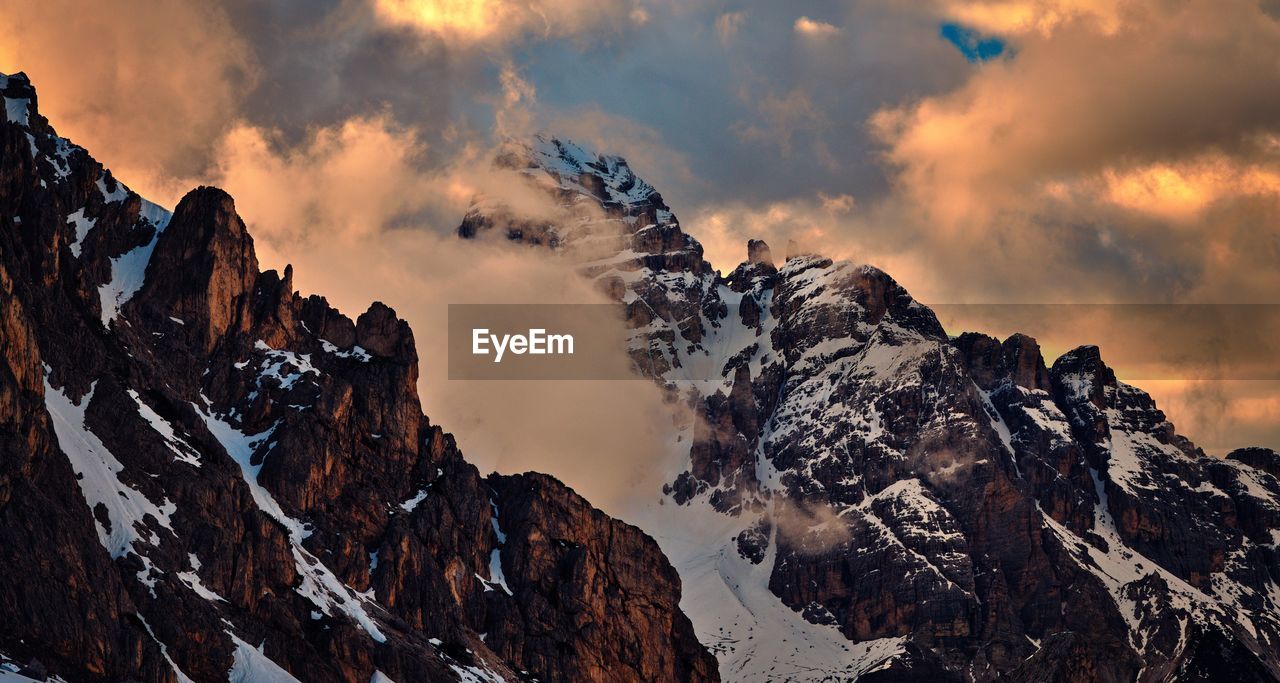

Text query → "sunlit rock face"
[0,72,719,683]
[459,133,1280,681]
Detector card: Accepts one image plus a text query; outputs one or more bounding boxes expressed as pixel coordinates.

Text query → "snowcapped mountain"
[0,73,718,682]
[5,62,1279,682]
[459,135,1280,681]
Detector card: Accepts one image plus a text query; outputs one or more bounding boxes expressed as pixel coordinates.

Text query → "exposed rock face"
[0,72,718,682]
[458,135,1280,681]
[130,186,259,354]
[483,473,718,683]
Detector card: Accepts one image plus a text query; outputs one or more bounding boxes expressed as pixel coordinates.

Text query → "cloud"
[1100,154,1280,222]
[868,0,1280,306]
[687,194,927,284]
[937,0,1124,37]
[794,16,842,38]
[204,114,679,520]
[819,192,855,213]
[715,11,748,44]
[772,497,853,555]
[495,61,539,138]
[371,0,644,46]
[0,0,258,205]
[1141,381,1280,456]
[733,88,834,164]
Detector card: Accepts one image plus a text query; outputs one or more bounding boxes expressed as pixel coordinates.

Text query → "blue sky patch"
[939,23,1010,63]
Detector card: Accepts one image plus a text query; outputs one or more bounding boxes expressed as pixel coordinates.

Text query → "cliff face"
[0,72,718,682]
[459,135,1280,681]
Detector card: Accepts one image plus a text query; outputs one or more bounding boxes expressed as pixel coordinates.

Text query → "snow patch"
[194,409,304,539]
[636,498,907,681]
[320,339,372,362]
[178,553,226,603]
[128,389,201,466]
[66,208,96,258]
[252,341,320,391]
[226,632,301,683]
[138,615,196,683]
[44,372,175,558]
[99,199,172,325]
[399,489,429,512]
[96,176,128,203]
[480,500,513,596]
[4,97,30,126]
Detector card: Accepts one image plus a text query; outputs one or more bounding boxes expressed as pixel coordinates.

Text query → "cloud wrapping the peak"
[204,114,680,519]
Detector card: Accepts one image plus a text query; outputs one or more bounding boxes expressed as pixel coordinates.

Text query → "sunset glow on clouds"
[937,0,1124,36]
[372,0,646,44]
[2,0,1277,457]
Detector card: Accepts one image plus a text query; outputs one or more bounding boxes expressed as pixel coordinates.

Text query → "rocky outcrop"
[129,186,258,354]
[1229,447,1280,479]
[0,72,718,682]
[482,472,718,682]
[953,331,1052,392]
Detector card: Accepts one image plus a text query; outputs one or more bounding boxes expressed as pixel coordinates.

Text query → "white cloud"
[794,16,841,37]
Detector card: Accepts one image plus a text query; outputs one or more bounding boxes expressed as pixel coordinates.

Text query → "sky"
[2,0,1278,496]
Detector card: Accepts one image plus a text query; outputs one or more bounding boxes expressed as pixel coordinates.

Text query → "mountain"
[0,72,719,682]
[458,135,1280,681]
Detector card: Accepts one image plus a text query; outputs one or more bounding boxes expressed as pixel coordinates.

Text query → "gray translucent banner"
[448,303,1280,381]
[931,304,1280,380]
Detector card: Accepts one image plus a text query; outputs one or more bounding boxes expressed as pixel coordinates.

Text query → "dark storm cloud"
[510,1,970,212]
[219,0,467,152]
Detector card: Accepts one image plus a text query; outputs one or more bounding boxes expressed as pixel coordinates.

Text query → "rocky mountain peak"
[1050,344,1118,407]
[746,238,774,267]
[1,72,719,683]
[1,72,40,135]
[519,133,664,211]
[724,239,778,293]
[128,186,258,354]
[954,331,1053,392]
[0,72,35,110]
[455,133,1280,681]
[356,300,415,360]
[1228,446,1280,478]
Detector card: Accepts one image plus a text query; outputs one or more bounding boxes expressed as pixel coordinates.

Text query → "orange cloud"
[938,0,1124,36]
[715,11,748,44]
[372,0,643,45]
[0,0,257,206]
[1101,156,1280,221]
[866,0,1280,309]
[1141,380,1280,456]
[794,17,842,38]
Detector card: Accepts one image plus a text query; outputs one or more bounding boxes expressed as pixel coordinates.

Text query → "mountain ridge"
[0,71,719,682]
